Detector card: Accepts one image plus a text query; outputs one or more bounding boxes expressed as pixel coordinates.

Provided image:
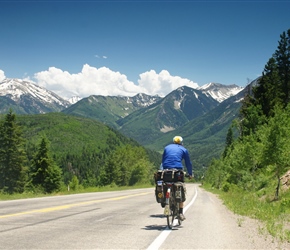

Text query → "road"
[0,184,288,249]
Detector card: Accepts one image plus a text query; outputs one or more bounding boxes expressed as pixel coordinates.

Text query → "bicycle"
[154,169,186,229]
[163,180,184,229]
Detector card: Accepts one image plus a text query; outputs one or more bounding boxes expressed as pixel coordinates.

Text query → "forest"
[0,112,161,194]
[204,29,290,240]
[205,28,290,199]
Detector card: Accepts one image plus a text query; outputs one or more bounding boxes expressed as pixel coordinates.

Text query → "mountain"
[62,93,162,128]
[0,78,245,147]
[0,76,249,171]
[68,96,82,104]
[146,82,251,168]
[117,86,219,145]
[61,83,243,130]
[198,82,244,102]
[0,78,71,114]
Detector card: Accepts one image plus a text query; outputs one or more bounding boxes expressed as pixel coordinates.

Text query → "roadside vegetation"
[204,29,290,242]
[203,183,290,242]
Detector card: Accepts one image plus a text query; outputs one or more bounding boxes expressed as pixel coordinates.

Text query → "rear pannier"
[154,169,184,183]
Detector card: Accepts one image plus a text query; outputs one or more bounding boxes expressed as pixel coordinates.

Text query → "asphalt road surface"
[0,184,288,249]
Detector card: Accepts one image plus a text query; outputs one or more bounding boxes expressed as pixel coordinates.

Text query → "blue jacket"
[161,143,193,176]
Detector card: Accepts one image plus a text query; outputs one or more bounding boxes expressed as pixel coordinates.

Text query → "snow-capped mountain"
[68,96,82,104]
[198,82,244,103]
[0,77,245,117]
[126,93,161,107]
[0,78,71,114]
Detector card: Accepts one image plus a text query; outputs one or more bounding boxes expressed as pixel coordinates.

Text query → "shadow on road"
[144,214,182,231]
[150,214,165,218]
[143,225,167,231]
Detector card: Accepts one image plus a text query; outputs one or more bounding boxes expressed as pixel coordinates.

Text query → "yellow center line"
[0,191,151,219]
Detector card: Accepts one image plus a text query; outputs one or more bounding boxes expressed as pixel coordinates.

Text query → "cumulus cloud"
[0,70,6,81]
[34,64,144,99]
[138,70,198,97]
[32,64,199,99]
[1,65,199,99]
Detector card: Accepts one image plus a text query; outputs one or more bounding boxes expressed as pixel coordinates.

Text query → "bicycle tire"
[176,202,182,226]
[166,203,174,229]
[166,185,183,229]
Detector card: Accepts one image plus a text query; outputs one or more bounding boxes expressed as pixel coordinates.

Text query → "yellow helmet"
[173,136,183,145]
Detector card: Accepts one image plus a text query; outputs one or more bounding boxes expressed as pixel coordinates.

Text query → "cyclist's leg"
[178,202,185,220]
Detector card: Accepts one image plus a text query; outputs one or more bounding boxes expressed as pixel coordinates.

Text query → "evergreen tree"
[0,110,27,194]
[240,29,290,134]
[222,126,234,158]
[30,136,63,193]
[239,92,264,137]
[253,57,283,117]
[274,29,290,105]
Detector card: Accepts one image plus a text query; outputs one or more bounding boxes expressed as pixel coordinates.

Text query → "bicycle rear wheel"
[167,203,181,228]
[166,207,174,229]
[167,195,177,229]
[176,202,182,226]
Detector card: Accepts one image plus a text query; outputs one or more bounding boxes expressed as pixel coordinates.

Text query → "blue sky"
[0,0,289,99]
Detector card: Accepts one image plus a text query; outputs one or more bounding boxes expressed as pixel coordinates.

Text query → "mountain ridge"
[0,77,243,104]
[0,76,250,170]
[0,78,71,114]
[198,82,243,102]
[117,85,220,144]
[0,78,244,128]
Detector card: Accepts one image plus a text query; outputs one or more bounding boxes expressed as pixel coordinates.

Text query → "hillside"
[117,86,219,145]
[12,112,161,186]
[146,85,247,171]
[62,93,161,129]
[17,113,129,156]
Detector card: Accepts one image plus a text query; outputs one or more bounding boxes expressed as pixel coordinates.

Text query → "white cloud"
[34,64,144,99]
[31,64,199,99]
[138,70,199,97]
[0,70,6,81]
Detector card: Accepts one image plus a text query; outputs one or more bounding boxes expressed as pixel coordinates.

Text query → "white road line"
[147,186,198,250]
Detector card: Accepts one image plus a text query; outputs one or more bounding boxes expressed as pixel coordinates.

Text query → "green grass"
[203,183,290,243]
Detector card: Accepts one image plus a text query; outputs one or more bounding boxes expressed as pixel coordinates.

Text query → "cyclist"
[160,135,193,221]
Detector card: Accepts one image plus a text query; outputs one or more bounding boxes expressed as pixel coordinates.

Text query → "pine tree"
[30,136,63,193]
[222,127,234,158]
[239,91,264,137]
[274,29,290,105]
[240,29,290,130]
[0,110,27,194]
[253,57,283,117]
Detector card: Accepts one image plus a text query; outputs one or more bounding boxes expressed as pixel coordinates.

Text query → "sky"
[0,0,289,100]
